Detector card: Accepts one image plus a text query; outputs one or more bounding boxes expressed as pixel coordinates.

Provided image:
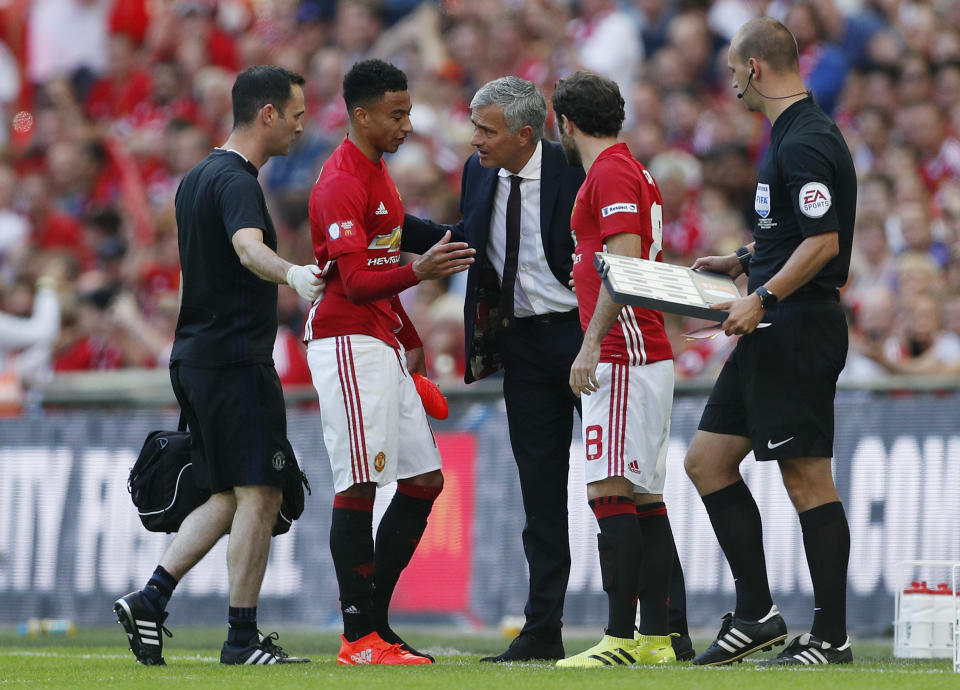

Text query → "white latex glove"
[286,264,324,301]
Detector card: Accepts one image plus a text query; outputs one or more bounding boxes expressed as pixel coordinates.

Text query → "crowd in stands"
[1,0,959,401]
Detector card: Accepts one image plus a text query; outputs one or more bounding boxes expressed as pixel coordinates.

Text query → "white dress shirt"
[486,141,578,318]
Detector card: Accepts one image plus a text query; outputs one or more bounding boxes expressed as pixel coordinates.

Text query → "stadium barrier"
[1,378,959,635]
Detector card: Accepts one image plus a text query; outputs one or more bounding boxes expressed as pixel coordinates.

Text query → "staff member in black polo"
[114,65,323,667]
[403,76,693,662]
[685,18,856,667]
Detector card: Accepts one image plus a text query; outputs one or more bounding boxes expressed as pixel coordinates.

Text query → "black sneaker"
[379,625,434,662]
[480,631,565,662]
[692,605,787,666]
[220,631,310,665]
[756,633,853,666]
[113,589,172,666]
[671,633,696,661]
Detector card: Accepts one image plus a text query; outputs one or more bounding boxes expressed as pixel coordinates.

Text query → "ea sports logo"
[374,452,386,472]
[799,181,832,218]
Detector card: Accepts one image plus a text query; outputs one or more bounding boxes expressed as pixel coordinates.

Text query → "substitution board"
[595,252,741,322]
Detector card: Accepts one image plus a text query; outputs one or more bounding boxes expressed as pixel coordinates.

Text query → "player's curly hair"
[551,70,624,138]
[343,59,408,113]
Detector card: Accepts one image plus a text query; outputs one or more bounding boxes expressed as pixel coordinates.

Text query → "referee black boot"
[480,631,565,662]
[756,633,852,666]
[692,605,787,666]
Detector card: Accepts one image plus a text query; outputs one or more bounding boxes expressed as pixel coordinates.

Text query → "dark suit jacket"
[402,140,585,383]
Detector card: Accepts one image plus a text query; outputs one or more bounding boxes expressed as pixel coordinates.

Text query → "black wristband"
[735,246,751,276]
[755,285,778,310]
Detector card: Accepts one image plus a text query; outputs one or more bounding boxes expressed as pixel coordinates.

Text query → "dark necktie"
[499,175,522,327]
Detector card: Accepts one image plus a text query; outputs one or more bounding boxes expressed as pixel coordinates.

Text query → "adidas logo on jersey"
[628,460,641,474]
[375,201,388,215]
[350,648,373,664]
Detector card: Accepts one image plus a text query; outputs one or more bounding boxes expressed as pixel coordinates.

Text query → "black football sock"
[800,501,850,646]
[634,502,673,635]
[227,606,257,647]
[668,548,689,636]
[143,565,178,612]
[330,494,376,642]
[590,496,642,639]
[373,482,441,637]
[701,479,773,621]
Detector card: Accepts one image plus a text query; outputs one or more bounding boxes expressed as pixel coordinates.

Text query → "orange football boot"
[337,631,433,665]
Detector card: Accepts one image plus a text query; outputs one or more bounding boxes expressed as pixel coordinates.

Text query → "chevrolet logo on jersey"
[367,227,402,252]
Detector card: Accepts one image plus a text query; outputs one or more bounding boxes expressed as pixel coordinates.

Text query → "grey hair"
[470,76,546,140]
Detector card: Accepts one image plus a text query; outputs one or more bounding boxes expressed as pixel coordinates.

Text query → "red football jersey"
[305,136,408,346]
[571,143,673,365]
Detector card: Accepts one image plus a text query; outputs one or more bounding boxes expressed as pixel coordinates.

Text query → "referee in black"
[684,18,855,667]
[114,66,322,666]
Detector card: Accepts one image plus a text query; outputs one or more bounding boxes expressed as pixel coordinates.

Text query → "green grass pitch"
[1,626,955,689]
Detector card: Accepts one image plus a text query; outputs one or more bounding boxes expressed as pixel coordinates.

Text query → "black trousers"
[499,313,582,640]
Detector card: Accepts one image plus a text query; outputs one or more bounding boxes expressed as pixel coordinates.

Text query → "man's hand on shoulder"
[412,230,475,281]
[286,264,325,301]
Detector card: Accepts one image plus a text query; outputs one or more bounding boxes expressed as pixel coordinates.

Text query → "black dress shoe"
[480,632,565,662]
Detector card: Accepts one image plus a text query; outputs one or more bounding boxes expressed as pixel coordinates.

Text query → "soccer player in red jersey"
[552,71,678,667]
[305,59,474,665]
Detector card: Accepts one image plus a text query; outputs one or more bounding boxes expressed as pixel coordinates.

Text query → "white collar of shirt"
[498,140,542,182]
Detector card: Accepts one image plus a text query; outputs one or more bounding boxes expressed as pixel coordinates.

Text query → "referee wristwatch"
[755,285,778,310]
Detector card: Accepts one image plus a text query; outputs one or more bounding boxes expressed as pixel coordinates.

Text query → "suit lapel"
[472,166,498,259]
[539,141,561,263]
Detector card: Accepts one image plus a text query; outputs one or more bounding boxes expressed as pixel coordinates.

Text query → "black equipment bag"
[128,415,209,533]
[128,417,311,536]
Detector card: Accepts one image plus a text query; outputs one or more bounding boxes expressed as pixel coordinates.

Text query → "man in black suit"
[403,76,582,662]
[403,76,694,662]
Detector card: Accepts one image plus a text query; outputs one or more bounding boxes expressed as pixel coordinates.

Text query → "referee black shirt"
[748,97,856,300]
[170,149,279,368]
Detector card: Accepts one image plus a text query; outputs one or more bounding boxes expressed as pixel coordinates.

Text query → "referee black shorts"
[170,362,293,493]
[698,300,847,461]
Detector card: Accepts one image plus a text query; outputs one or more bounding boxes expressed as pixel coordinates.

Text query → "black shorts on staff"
[698,299,848,461]
[170,362,293,493]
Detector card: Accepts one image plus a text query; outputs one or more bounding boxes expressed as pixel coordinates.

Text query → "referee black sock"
[590,496,642,639]
[372,482,441,635]
[227,606,258,647]
[701,479,773,621]
[330,495,376,642]
[143,565,177,612]
[800,501,850,646]
[635,502,673,635]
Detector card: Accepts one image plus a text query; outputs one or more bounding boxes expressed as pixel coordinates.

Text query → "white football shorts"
[581,359,674,493]
[307,334,441,493]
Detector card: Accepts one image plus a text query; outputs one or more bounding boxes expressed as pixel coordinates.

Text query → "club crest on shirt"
[755,182,771,218]
[601,202,638,217]
[799,181,832,218]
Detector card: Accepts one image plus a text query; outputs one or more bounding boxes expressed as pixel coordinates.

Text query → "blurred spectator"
[0,0,956,390]
[0,273,60,410]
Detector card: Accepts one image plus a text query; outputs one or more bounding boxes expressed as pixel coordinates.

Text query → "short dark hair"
[732,18,799,73]
[232,65,305,128]
[551,70,624,138]
[343,59,408,113]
